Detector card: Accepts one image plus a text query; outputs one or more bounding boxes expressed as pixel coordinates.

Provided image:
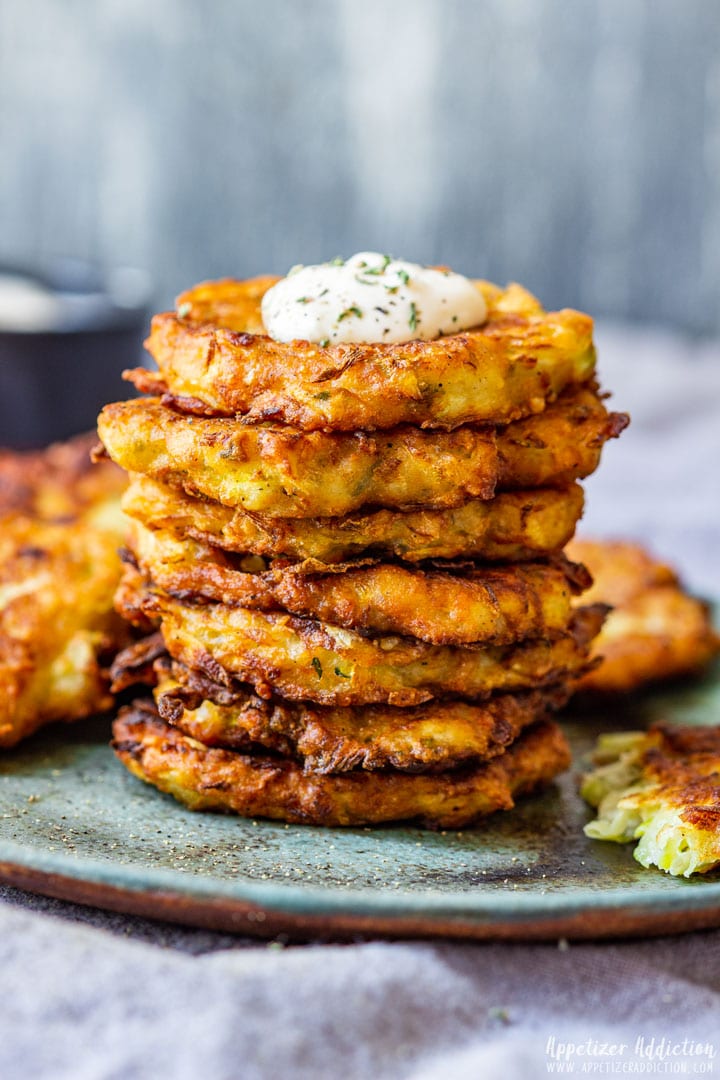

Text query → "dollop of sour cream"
[261,252,487,346]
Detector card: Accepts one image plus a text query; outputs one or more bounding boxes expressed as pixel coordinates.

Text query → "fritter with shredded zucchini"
[0,514,128,747]
[122,474,585,565]
[98,386,626,518]
[116,575,606,706]
[126,520,589,646]
[130,277,596,432]
[145,657,572,772]
[568,539,719,693]
[582,725,720,876]
[112,700,571,827]
[0,436,129,747]
[0,431,126,530]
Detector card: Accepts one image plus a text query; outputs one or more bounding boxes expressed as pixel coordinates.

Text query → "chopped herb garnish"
[334,666,351,679]
[296,296,311,304]
[452,315,458,323]
[311,657,323,678]
[337,306,363,322]
[384,284,399,294]
[330,256,345,266]
[409,302,418,333]
[363,254,392,276]
[354,274,375,286]
[374,306,389,315]
[319,288,329,297]
[319,338,330,347]
[397,269,410,285]
[177,302,191,318]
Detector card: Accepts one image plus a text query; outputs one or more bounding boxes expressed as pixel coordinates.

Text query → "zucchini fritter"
[117,578,606,706]
[568,539,719,693]
[98,387,625,518]
[122,475,585,564]
[0,514,127,747]
[0,431,126,531]
[127,520,588,646]
[131,277,596,432]
[149,659,572,772]
[113,700,571,827]
[0,436,129,747]
[582,725,720,876]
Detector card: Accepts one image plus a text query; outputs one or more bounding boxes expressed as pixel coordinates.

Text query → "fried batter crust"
[122,475,585,564]
[112,701,571,827]
[583,723,720,873]
[133,277,596,432]
[98,387,626,518]
[98,398,496,517]
[150,660,572,772]
[0,514,128,747]
[568,539,719,693]
[0,432,127,534]
[116,577,606,706]
[126,520,587,646]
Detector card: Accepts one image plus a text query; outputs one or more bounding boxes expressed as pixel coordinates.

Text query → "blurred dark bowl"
[0,258,153,449]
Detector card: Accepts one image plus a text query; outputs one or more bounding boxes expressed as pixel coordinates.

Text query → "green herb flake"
[177,302,192,319]
[330,256,345,266]
[337,306,363,322]
[296,296,311,304]
[397,269,410,286]
[319,338,330,348]
[409,302,418,333]
[334,666,352,679]
[363,254,392,276]
[311,657,323,678]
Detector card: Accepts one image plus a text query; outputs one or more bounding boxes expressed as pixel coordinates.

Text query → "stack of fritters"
[100,277,627,827]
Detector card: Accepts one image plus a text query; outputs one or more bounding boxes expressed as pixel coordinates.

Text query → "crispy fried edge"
[117,578,606,706]
[112,700,571,827]
[99,386,626,518]
[133,277,596,431]
[126,521,587,646]
[150,656,573,773]
[121,475,586,564]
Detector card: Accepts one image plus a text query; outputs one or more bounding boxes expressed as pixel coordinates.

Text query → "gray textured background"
[2,0,720,329]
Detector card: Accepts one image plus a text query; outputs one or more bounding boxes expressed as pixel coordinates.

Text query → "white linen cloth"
[0,324,719,1080]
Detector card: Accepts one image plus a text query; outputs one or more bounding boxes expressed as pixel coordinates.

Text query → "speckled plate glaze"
[0,661,719,942]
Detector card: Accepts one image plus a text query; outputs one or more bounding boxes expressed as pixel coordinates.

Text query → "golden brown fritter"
[148,658,572,772]
[0,432,127,533]
[112,700,572,827]
[0,514,128,747]
[98,397,496,517]
[497,387,628,490]
[0,436,129,747]
[126,519,588,646]
[567,539,719,693]
[116,576,606,706]
[130,277,596,432]
[122,475,585,564]
[98,387,626,518]
[582,724,720,876]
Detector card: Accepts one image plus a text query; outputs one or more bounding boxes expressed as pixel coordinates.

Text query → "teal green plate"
[1,663,719,941]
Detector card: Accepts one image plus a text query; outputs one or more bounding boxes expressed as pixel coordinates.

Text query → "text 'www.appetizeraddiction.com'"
[545,1036,716,1073]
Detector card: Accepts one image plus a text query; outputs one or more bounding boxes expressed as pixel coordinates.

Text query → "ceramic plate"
[1,662,719,941]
